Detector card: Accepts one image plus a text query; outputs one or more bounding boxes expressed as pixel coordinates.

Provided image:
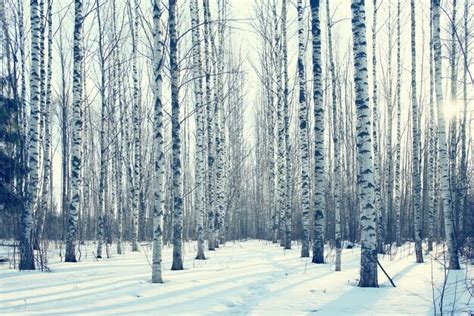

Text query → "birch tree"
[20,0,42,270]
[326,0,341,270]
[297,0,310,258]
[203,0,215,251]
[433,0,460,270]
[36,0,53,249]
[169,0,184,271]
[309,0,325,264]
[190,0,206,260]
[394,0,402,246]
[427,0,436,251]
[131,0,140,252]
[151,0,164,283]
[458,0,469,241]
[350,0,378,288]
[448,0,458,240]
[371,0,384,255]
[282,0,292,250]
[96,0,107,258]
[410,0,423,263]
[65,0,84,263]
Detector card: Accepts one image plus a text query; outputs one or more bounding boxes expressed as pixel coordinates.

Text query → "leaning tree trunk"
[65,0,83,263]
[410,0,423,264]
[169,0,184,271]
[433,0,460,270]
[151,0,164,283]
[351,0,378,288]
[190,0,206,260]
[296,0,310,258]
[310,0,325,264]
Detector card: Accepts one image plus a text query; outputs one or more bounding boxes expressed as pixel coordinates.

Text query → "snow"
[1,240,473,315]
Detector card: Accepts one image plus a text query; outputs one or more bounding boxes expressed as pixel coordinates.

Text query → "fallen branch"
[377,259,396,287]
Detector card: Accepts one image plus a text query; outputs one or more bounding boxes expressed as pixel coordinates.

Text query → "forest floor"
[0,240,473,315]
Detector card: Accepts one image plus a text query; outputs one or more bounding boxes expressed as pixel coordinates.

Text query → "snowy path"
[1,240,473,315]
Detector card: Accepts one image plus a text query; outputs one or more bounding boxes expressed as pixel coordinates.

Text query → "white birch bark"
[190,0,206,260]
[96,0,106,259]
[309,0,325,264]
[297,0,310,258]
[385,2,394,250]
[351,0,378,287]
[458,0,468,241]
[273,1,283,245]
[20,0,41,270]
[371,0,384,255]
[433,0,460,270]
[131,0,140,252]
[37,0,53,249]
[151,0,164,283]
[65,0,83,263]
[203,0,215,251]
[394,0,402,246]
[448,0,458,238]
[169,0,184,270]
[410,0,423,263]
[325,0,341,270]
[428,0,436,251]
[282,0,292,250]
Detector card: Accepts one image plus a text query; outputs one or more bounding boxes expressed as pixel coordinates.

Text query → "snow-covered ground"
[1,240,473,315]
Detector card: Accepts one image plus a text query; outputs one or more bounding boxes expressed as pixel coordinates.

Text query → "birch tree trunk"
[151,0,164,283]
[216,0,227,246]
[190,0,206,260]
[273,1,283,245]
[427,0,436,252]
[433,0,460,270]
[371,0,384,255]
[458,0,468,241]
[448,0,459,239]
[297,0,310,258]
[203,0,215,251]
[326,0,341,270]
[410,0,423,263]
[169,0,184,271]
[36,0,53,249]
[282,0,292,250]
[351,0,378,288]
[385,2,394,250]
[111,0,124,256]
[131,0,140,252]
[96,0,106,259]
[65,0,83,263]
[309,0,325,264]
[394,0,402,246]
[20,0,42,270]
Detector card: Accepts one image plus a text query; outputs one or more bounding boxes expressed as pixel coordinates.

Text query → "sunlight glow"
[443,99,462,119]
